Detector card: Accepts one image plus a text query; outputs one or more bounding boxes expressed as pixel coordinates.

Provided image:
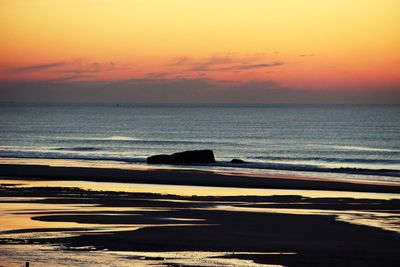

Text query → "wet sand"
[1,183,400,266]
[1,163,400,193]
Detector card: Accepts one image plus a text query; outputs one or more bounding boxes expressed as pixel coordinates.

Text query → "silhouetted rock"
[147,150,216,165]
[231,159,246,164]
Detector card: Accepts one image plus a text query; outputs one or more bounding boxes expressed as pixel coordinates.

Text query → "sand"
[1,163,400,193]
[0,185,399,266]
[0,163,400,266]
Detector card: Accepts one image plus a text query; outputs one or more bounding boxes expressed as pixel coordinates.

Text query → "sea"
[1,103,399,183]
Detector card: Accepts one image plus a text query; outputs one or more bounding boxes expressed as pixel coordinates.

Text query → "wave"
[102,136,137,141]
[216,161,400,178]
[59,136,138,141]
[56,138,235,146]
[54,147,102,152]
[0,153,146,164]
[250,156,400,165]
[56,136,236,145]
[310,145,400,153]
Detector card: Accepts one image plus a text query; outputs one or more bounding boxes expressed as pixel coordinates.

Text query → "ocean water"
[0,103,399,183]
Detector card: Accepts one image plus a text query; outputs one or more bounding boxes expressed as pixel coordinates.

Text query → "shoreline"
[1,155,399,179]
[1,163,400,193]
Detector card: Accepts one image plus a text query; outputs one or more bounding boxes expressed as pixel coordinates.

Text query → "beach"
[1,162,400,193]
[2,0,400,266]
[0,103,399,266]
[1,162,400,266]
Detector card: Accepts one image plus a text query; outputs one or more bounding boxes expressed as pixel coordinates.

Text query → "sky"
[0,0,399,103]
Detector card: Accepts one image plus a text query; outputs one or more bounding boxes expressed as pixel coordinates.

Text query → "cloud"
[143,72,170,79]
[224,62,284,70]
[168,53,283,73]
[9,62,67,73]
[168,55,233,67]
[48,62,111,74]
[168,56,191,66]
[188,61,284,72]
[188,62,284,72]
[298,54,315,57]
[4,60,125,81]
[203,55,234,65]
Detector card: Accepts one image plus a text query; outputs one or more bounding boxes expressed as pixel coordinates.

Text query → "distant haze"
[1,79,399,104]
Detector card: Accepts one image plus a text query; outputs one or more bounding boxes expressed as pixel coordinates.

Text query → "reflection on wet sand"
[206,205,400,233]
[1,181,400,266]
[2,179,399,199]
[0,200,208,241]
[0,244,291,267]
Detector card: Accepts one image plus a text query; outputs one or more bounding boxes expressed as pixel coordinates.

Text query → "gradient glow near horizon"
[1,0,399,91]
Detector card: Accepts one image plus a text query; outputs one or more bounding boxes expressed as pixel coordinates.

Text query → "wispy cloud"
[223,62,284,70]
[188,61,284,72]
[202,55,234,65]
[143,72,170,79]
[171,53,284,73]
[298,54,315,57]
[5,60,126,81]
[168,56,191,66]
[48,61,117,75]
[9,62,67,73]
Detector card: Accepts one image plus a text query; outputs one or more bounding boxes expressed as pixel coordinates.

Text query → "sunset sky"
[0,0,399,103]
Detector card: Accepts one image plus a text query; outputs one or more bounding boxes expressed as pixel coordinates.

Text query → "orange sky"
[1,0,399,91]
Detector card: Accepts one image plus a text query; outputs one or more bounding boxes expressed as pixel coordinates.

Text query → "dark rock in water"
[147,150,216,164]
[231,158,246,164]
